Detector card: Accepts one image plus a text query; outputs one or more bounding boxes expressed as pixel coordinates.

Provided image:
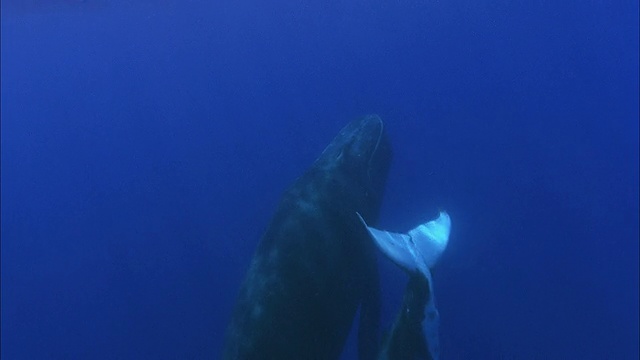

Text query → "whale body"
[222,115,392,360]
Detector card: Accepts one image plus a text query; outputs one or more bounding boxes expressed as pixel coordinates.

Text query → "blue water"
[1,1,638,359]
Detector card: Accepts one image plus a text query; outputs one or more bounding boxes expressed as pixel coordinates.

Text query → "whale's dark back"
[222,115,392,360]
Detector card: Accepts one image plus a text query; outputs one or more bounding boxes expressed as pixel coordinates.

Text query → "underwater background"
[1,0,638,359]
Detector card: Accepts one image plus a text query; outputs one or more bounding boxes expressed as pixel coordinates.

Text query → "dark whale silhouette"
[378,273,432,360]
[222,115,392,360]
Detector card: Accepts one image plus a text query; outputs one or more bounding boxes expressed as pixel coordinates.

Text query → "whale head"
[315,115,392,223]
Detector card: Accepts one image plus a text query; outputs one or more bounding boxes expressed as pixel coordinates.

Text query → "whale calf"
[359,212,451,360]
[222,115,392,360]
[378,273,433,360]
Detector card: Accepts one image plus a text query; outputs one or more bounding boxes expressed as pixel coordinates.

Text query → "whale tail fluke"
[408,211,451,269]
[358,211,451,360]
[357,212,451,276]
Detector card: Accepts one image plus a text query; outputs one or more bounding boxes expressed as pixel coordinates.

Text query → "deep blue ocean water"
[1,1,638,359]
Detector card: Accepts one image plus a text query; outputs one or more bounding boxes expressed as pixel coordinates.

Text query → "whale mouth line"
[366,118,384,181]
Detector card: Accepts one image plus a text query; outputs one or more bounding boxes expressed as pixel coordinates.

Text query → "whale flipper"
[359,212,451,360]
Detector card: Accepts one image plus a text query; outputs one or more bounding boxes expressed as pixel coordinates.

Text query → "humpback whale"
[378,273,433,360]
[222,115,392,360]
[359,212,451,360]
